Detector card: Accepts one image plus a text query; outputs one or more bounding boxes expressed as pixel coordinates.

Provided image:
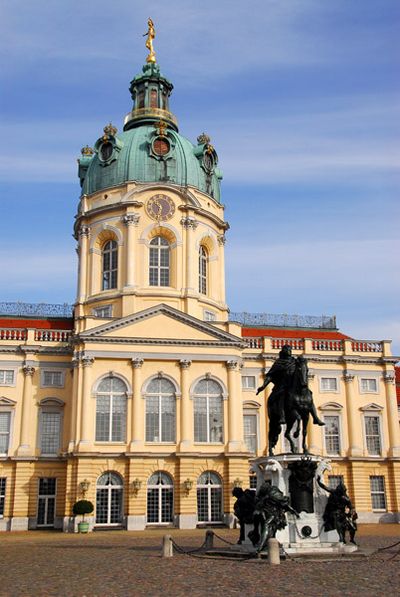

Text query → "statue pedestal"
[244,453,358,555]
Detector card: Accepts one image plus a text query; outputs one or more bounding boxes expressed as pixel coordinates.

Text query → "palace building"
[0,41,399,532]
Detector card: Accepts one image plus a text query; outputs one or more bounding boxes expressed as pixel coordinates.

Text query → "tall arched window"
[96,472,123,526]
[193,379,223,443]
[149,236,170,286]
[197,471,223,523]
[102,240,118,290]
[199,246,207,295]
[145,378,176,442]
[95,377,127,442]
[147,471,174,524]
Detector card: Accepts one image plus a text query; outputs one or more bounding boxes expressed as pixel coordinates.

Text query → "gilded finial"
[103,123,118,140]
[197,133,211,145]
[81,145,94,156]
[154,120,168,137]
[143,18,156,64]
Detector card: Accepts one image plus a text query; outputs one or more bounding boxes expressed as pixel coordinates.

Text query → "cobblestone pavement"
[0,525,399,597]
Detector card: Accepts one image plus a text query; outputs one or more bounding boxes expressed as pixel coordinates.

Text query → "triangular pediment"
[359,402,383,412]
[0,397,16,406]
[79,304,244,347]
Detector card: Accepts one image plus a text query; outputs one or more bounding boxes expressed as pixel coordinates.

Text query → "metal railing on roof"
[0,302,74,318]
[229,312,337,329]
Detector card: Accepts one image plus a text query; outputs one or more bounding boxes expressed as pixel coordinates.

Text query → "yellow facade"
[0,55,399,532]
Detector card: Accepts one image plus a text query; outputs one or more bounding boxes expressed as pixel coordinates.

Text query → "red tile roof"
[0,317,73,330]
[241,327,350,340]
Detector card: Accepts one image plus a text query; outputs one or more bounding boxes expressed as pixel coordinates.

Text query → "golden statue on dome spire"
[143,18,156,63]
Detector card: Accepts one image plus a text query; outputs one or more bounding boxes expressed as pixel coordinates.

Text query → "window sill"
[94,442,126,445]
[145,442,176,446]
[193,442,224,446]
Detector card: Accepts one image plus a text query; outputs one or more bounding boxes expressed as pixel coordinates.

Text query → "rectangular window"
[249,475,257,491]
[324,415,341,454]
[0,370,14,385]
[0,478,6,517]
[42,371,63,387]
[320,377,338,392]
[364,415,382,455]
[242,376,256,390]
[328,475,344,489]
[203,310,216,322]
[243,413,258,453]
[40,412,61,455]
[93,305,112,318]
[370,476,386,510]
[0,412,11,454]
[360,378,378,393]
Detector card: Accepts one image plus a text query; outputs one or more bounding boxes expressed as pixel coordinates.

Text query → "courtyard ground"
[0,525,399,596]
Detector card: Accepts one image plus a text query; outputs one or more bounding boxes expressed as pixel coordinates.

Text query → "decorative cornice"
[122,214,140,226]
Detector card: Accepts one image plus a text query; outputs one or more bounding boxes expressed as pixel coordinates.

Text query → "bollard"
[205,530,214,550]
[162,534,173,558]
[267,538,280,565]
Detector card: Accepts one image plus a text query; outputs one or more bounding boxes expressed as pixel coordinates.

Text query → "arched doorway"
[147,471,174,524]
[197,471,223,523]
[96,472,123,526]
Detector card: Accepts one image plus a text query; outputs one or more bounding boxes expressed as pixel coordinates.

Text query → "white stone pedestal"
[244,453,358,555]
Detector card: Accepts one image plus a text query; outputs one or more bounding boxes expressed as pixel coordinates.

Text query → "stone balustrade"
[244,336,387,356]
[0,328,71,344]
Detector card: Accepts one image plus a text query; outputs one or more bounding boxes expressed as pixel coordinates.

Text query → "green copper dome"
[78,63,223,201]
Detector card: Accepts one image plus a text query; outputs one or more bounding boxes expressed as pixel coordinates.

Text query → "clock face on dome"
[146,194,175,221]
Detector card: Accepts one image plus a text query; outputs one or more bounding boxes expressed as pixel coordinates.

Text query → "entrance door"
[96,472,123,525]
[197,471,223,523]
[146,471,173,524]
[37,478,56,527]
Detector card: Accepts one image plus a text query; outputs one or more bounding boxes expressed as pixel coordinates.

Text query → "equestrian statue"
[256,345,324,455]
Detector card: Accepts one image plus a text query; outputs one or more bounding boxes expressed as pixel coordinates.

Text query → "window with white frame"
[242,376,256,390]
[93,305,112,318]
[199,246,208,295]
[0,412,11,454]
[360,378,378,393]
[249,475,257,491]
[320,377,338,392]
[203,310,216,322]
[370,476,386,510]
[145,378,176,443]
[95,377,127,442]
[193,379,223,443]
[243,412,258,453]
[149,236,170,286]
[42,370,64,388]
[323,415,341,454]
[147,471,174,524]
[0,370,14,386]
[364,415,382,455]
[0,478,6,517]
[102,240,118,290]
[197,471,223,523]
[39,400,63,455]
[328,475,344,489]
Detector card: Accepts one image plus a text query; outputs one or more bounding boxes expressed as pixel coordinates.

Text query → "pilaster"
[130,358,144,451]
[17,365,36,456]
[178,359,192,452]
[343,371,363,457]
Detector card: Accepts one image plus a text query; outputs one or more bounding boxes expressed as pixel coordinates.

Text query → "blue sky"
[1,1,399,354]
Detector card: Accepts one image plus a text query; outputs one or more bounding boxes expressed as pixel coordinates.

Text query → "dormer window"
[100,142,113,162]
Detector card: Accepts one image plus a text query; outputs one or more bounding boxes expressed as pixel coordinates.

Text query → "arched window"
[149,236,170,286]
[199,246,208,294]
[102,240,118,290]
[147,471,174,524]
[96,472,123,525]
[193,379,223,443]
[197,471,223,523]
[145,378,176,442]
[95,377,127,442]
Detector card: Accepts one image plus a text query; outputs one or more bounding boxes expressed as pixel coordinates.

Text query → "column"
[383,371,400,457]
[67,356,80,452]
[217,234,226,304]
[77,225,90,303]
[306,371,320,455]
[181,216,198,294]
[17,365,36,455]
[179,359,192,452]
[78,356,94,449]
[343,371,363,457]
[123,214,140,288]
[130,358,144,451]
[226,360,245,452]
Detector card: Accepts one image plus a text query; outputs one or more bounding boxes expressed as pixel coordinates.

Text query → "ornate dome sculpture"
[78,61,223,200]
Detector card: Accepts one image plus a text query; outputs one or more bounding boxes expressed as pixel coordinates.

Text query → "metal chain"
[212,531,238,546]
[293,521,324,540]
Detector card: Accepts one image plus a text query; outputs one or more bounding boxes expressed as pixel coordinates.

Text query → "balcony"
[0,327,72,346]
[243,336,390,358]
